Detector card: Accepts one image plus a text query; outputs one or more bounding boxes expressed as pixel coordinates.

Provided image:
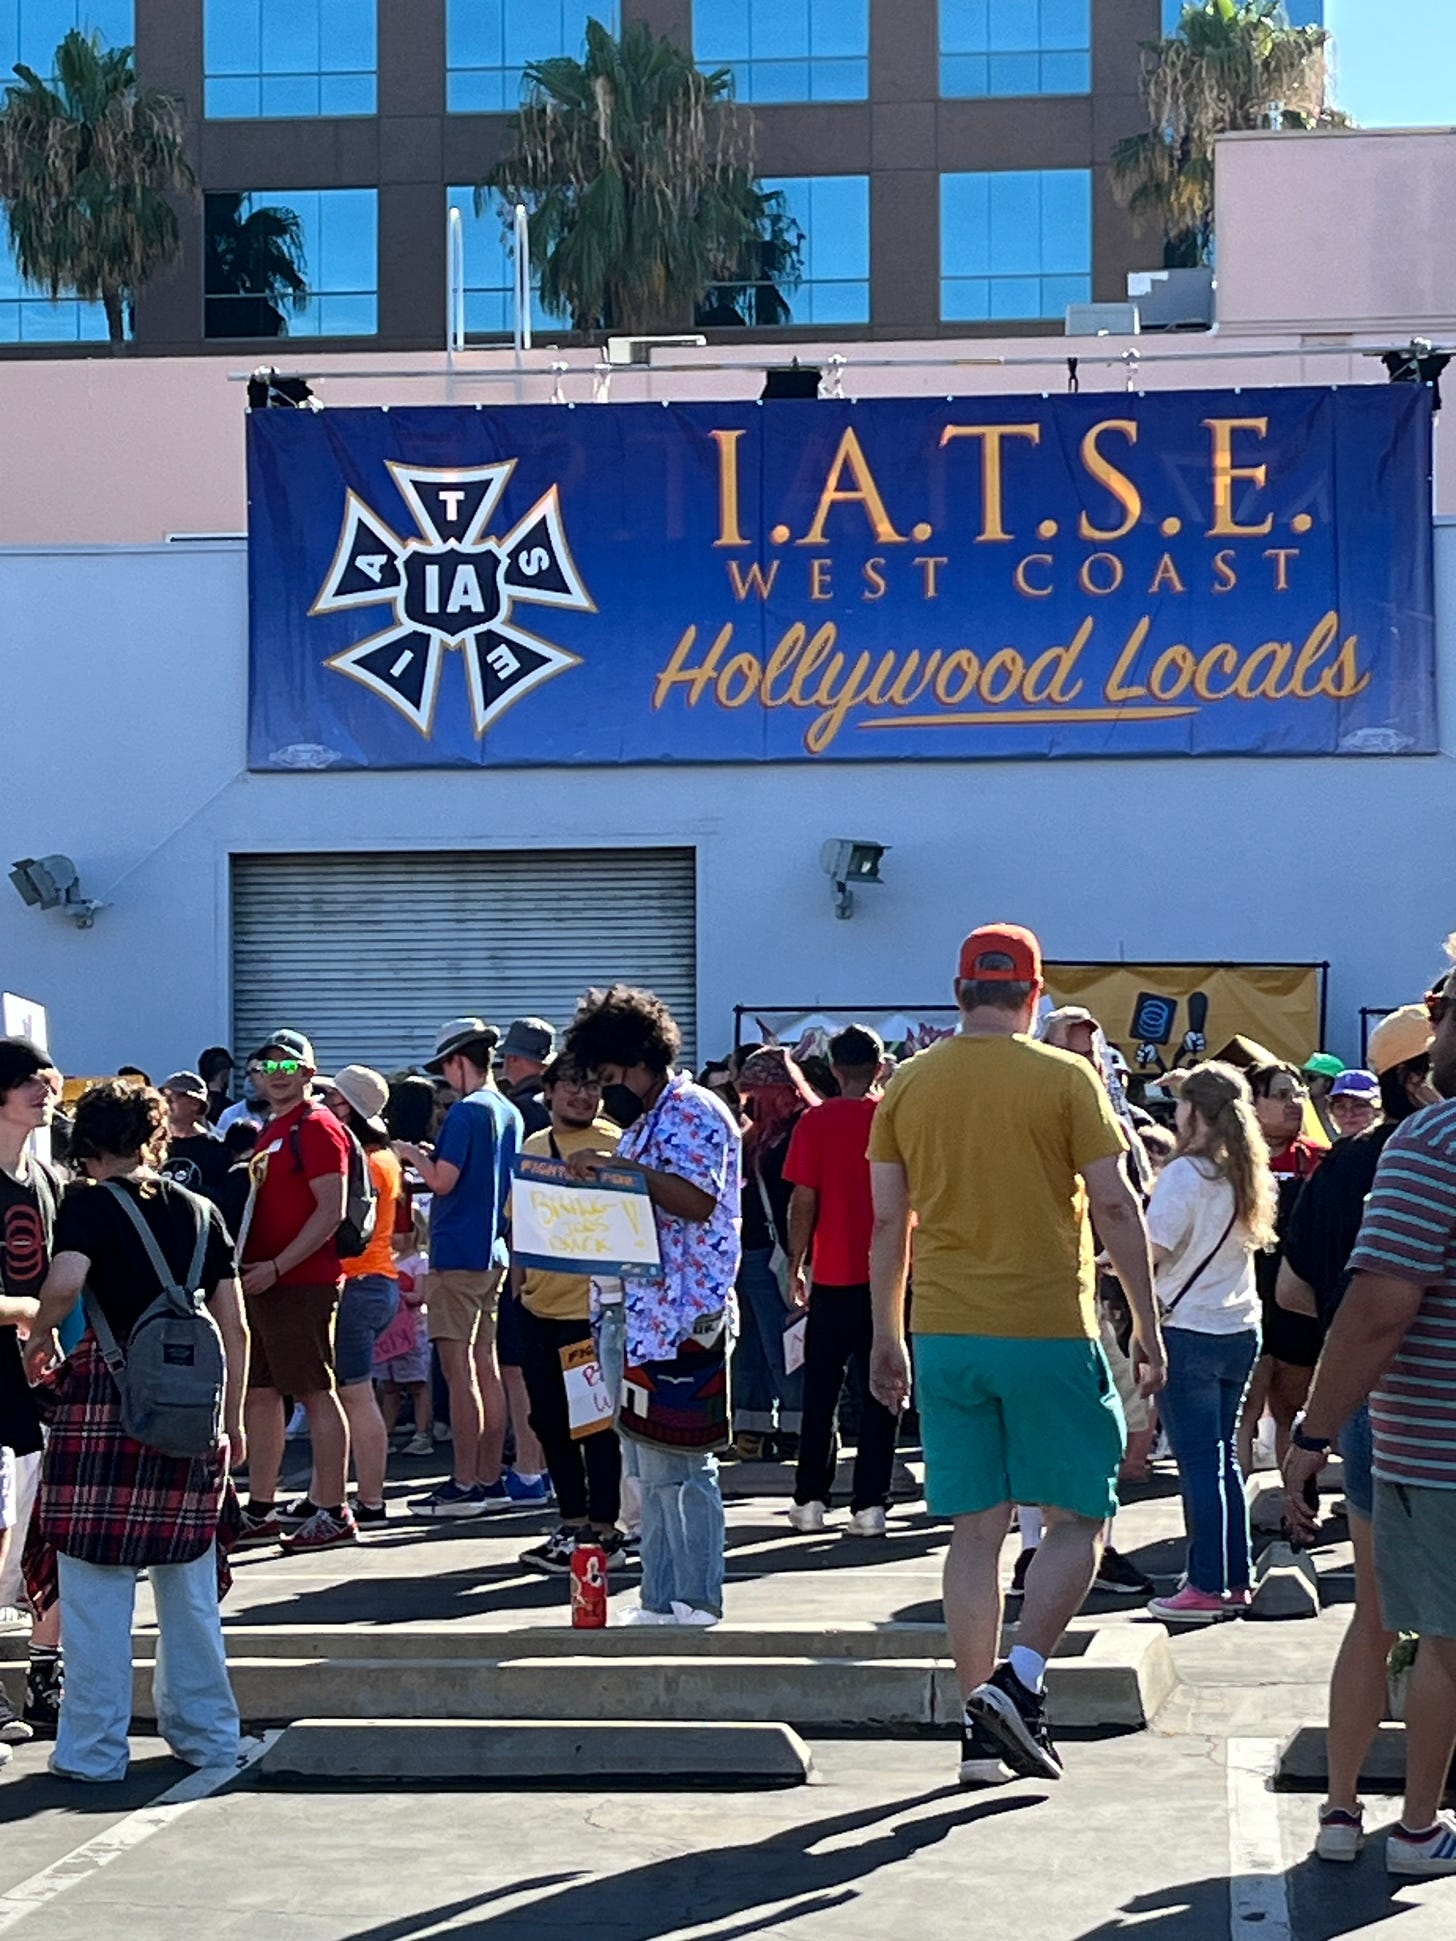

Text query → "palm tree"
[481,18,803,336]
[0,28,193,349]
[203,192,308,338]
[1112,0,1343,268]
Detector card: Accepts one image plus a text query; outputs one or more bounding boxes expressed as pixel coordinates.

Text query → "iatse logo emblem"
[311,461,594,736]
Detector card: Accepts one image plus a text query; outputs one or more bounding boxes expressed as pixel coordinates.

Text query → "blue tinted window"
[0,0,130,71]
[0,212,112,341]
[204,0,375,118]
[940,170,1090,320]
[940,0,1089,95]
[1163,0,1321,21]
[447,187,554,337]
[704,174,869,327]
[447,0,619,113]
[696,0,868,102]
[204,189,377,337]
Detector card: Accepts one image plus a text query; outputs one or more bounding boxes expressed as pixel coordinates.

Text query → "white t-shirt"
[1146,1155,1259,1334]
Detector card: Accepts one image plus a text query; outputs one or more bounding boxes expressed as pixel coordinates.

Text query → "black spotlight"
[761,359,822,400]
[247,367,319,412]
[1382,339,1451,413]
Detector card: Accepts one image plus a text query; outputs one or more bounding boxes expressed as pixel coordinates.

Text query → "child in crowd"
[376,1250,433,1456]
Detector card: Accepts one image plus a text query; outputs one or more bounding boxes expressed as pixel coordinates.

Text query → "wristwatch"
[1290,1411,1332,1454]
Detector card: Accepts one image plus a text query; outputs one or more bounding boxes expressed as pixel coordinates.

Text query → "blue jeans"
[56,1544,239,1781]
[597,1305,727,1618]
[1159,1327,1260,1595]
[732,1246,803,1436]
[336,1272,399,1386]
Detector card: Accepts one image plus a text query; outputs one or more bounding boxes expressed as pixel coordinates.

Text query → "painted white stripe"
[0,1732,279,1934]
[1227,1737,1292,1941]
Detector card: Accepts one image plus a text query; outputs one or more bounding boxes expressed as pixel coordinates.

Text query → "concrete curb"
[1276,1723,1405,1790]
[259,1717,818,1784]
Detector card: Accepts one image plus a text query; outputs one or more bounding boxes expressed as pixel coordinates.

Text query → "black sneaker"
[596,1529,641,1574]
[964,1662,1063,1782]
[520,1525,583,1575]
[278,1496,320,1529]
[1095,1545,1155,1597]
[1010,1547,1036,1595]
[350,1499,388,1527]
[958,1710,1012,1788]
[23,1656,62,1740]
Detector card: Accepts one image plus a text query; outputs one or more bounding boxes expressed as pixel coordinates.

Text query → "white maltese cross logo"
[310,460,594,737]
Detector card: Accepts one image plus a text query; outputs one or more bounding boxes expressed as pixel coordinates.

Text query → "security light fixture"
[762,361,822,401]
[9,855,102,928]
[820,839,887,921]
[247,368,321,412]
[1377,338,1451,412]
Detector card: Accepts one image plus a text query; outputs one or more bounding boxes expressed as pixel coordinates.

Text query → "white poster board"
[512,1155,661,1280]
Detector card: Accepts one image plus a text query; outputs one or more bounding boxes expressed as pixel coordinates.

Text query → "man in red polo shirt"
[236,1029,355,1552]
[784,1024,900,1537]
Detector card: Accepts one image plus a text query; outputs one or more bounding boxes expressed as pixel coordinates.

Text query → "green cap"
[1303,1052,1343,1079]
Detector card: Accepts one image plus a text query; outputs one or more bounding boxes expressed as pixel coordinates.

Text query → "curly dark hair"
[70,1078,168,1162]
[565,985,682,1076]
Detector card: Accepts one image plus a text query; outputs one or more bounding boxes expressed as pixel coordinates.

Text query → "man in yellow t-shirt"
[868,922,1166,1792]
[511,1056,625,1577]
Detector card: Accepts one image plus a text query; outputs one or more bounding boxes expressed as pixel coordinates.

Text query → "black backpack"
[289,1110,377,1258]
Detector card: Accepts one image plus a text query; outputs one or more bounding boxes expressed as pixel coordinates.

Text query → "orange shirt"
[343,1146,402,1280]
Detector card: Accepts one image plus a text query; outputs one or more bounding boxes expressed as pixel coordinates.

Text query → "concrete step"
[1277,1723,1405,1791]
[260,1717,817,1784]
[719,1455,921,1502]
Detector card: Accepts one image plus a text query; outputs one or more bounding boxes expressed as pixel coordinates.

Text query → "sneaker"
[350,1499,388,1527]
[280,1507,359,1553]
[1147,1585,1243,1624]
[597,1530,637,1573]
[0,1604,30,1629]
[845,1506,888,1539]
[505,1471,554,1504]
[0,1742,9,1770]
[959,1709,1012,1789]
[23,1657,62,1739]
[403,1432,434,1457]
[284,1403,309,1440]
[277,1496,320,1529]
[1010,1547,1036,1595]
[235,1507,284,1546]
[1387,1815,1456,1876]
[617,1605,676,1626]
[408,1480,491,1519]
[475,1479,514,1511]
[730,1433,766,1462]
[770,1432,800,1462]
[520,1525,582,1575]
[0,1685,34,1746]
[1316,1805,1365,1863]
[432,1421,453,1443]
[788,1500,827,1533]
[670,1602,721,1627]
[1095,1546,1155,1597]
[964,1662,1063,1783]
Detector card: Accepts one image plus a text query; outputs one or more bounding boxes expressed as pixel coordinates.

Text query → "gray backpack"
[84,1181,226,1460]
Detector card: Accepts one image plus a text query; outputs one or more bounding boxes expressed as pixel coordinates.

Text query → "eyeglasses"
[1266,1085,1308,1104]
[1426,983,1453,1026]
[249,1058,303,1076]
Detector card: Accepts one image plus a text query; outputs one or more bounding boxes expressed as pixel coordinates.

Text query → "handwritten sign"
[511,1155,662,1279]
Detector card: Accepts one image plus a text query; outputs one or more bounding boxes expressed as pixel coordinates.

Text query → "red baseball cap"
[957,923,1043,985]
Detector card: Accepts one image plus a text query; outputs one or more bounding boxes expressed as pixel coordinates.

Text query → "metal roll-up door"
[231,847,697,1075]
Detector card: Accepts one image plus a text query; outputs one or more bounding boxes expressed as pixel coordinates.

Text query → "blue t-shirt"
[428,1086,522,1272]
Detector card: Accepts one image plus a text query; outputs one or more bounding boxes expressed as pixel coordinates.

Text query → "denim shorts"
[336,1273,399,1386]
[1339,1402,1374,1520]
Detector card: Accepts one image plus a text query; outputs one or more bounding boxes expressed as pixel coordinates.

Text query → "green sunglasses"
[251,1058,303,1076]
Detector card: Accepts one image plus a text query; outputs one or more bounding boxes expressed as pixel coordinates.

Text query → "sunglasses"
[1426,983,1453,1026]
[250,1058,303,1076]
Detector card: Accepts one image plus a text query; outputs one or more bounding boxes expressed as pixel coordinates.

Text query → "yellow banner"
[1044,963,1324,1074]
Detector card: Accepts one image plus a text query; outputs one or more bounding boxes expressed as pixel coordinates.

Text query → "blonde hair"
[1175,1060,1278,1250]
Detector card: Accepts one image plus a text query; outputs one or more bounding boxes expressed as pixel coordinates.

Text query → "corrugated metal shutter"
[232,848,697,1076]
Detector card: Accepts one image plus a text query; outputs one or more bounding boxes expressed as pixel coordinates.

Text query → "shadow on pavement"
[0,1748,192,1822]
[1075,1848,1425,1941]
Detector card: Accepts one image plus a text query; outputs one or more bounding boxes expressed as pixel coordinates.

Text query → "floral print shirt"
[613,1071,742,1363]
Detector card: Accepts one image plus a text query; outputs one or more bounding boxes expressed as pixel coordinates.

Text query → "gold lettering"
[1291,611,1339,698]
[761,625,806,706]
[786,624,840,707]
[726,559,780,602]
[809,558,834,602]
[864,650,906,706]
[1193,643,1239,701]
[1105,618,1151,702]
[1212,550,1238,593]
[652,625,731,709]
[710,428,748,548]
[1205,416,1274,538]
[887,651,944,707]
[1015,553,1054,598]
[1234,641,1294,701]
[1079,419,1142,541]
[1024,621,1089,704]
[716,651,763,709]
[934,650,981,707]
[861,557,887,602]
[1149,645,1196,702]
[1264,546,1299,592]
[1079,551,1124,597]
[807,652,878,755]
[981,648,1026,705]
[939,422,1041,542]
[915,555,948,599]
[800,429,907,546]
[1148,552,1187,596]
[1321,635,1372,700]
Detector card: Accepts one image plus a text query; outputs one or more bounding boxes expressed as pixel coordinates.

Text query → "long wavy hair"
[1175,1061,1278,1250]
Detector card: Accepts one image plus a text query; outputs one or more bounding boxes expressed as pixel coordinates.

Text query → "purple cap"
[1331,1069,1379,1103]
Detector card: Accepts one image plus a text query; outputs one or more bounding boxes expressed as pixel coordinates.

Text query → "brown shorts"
[246,1283,339,1395]
[426,1268,503,1347]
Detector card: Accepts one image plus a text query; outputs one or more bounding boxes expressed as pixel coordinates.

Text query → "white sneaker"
[1315,1805,1364,1862]
[0,1743,10,1771]
[670,1602,721,1627]
[1388,1814,1456,1875]
[432,1421,453,1443]
[788,1500,827,1533]
[284,1403,309,1439]
[403,1432,433,1457]
[0,1605,30,1629]
[844,1506,888,1538]
[617,1605,675,1627]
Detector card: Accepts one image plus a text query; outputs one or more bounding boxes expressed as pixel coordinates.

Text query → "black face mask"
[602,1083,645,1129]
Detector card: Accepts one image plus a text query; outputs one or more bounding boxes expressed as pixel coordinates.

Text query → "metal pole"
[445,205,465,401]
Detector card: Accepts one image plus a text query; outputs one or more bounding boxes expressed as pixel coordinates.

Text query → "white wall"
[4,533,1456,1078]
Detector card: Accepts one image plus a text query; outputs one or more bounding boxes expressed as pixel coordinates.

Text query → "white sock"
[1008,1645,1047,1694]
[1017,1507,1043,1549]
[513,1471,544,1486]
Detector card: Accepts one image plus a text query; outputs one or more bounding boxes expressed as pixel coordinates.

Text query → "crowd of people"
[2,928,1456,1881]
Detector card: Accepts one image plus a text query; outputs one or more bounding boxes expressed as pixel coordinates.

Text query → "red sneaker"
[280,1507,359,1553]
[1146,1584,1243,1624]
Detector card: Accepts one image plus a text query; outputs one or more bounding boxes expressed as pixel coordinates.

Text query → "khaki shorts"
[1374,1478,1456,1637]
[1098,1304,1150,1435]
[427,1268,503,1346]
[246,1283,339,1396]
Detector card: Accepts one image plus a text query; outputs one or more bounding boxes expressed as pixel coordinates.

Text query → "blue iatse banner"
[246,387,1436,769]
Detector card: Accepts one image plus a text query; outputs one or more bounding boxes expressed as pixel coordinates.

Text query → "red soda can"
[570,1543,608,1628]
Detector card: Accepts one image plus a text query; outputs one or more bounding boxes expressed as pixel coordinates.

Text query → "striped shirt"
[1348,1100,1456,1488]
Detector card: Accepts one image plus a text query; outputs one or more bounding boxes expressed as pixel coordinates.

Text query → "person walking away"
[1142,1063,1276,1623]
[1283,944,1456,1875]
[1238,1063,1324,1476]
[513,1056,625,1573]
[320,1066,402,1526]
[494,1019,556,1499]
[0,1037,65,1747]
[733,1049,816,1460]
[868,924,1165,1786]
[1275,1004,1438,1861]
[159,1072,231,1202]
[783,1025,899,1537]
[17,1080,247,1783]
[396,1020,522,1517]
[1327,1070,1381,1141]
[235,1030,355,1552]
[499,1019,554,1137]
[564,986,742,1626]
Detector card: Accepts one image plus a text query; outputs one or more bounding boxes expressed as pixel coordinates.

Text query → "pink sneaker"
[1146,1584,1244,1624]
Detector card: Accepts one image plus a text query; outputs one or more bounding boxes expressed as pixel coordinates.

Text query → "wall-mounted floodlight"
[820,839,887,921]
[9,855,102,928]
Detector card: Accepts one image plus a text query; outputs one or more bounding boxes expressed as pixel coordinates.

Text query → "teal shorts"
[914,1333,1126,1522]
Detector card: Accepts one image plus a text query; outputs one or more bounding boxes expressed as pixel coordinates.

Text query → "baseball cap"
[1303,1052,1344,1080]
[957,923,1043,984]
[0,1036,56,1094]
[1042,1005,1098,1036]
[161,1070,208,1101]
[1367,1004,1435,1076]
[500,1017,555,1063]
[1330,1069,1379,1103]
[252,1029,316,1068]
[426,1016,500,1074]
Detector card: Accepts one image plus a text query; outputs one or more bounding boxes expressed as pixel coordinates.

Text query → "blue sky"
[1325,0,1456,127]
